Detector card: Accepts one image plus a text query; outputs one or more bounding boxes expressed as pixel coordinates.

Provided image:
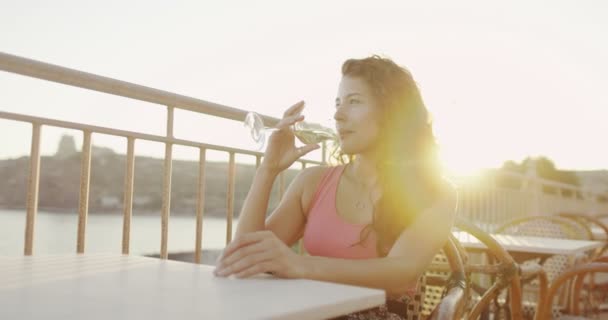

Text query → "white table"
[0,254,385,320]
[453,231,603,261]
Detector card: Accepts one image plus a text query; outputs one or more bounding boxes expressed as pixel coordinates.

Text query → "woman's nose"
[333,106,346,122]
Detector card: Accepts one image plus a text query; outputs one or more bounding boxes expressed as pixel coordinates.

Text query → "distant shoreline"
[0,205,227,217]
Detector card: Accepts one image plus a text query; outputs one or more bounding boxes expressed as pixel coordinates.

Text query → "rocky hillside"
[0,146,301,217]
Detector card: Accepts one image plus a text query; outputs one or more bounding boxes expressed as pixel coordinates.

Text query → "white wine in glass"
[244,112,336,150]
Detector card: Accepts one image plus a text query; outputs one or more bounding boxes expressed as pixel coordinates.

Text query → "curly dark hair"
[336,55,442,256]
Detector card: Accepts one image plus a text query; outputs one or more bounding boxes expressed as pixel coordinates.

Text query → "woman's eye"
[349,98,360,104]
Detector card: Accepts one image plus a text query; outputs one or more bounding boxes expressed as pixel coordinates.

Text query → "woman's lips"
[338,131,353,139]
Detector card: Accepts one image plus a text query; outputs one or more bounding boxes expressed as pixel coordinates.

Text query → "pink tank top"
[303,165,378,259]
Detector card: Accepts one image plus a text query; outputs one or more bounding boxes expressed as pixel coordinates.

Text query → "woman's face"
[334,76,382,155]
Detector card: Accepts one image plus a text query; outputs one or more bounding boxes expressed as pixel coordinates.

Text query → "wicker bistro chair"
[558,212,608,316]
[578,256,608,317]
[423,219,548,320]
[456,219,552,320]
[416,237,463,319]
[496,216,590,242]
[558,212,608,258]
[495,215,593,319]
[341,236,469,320]
[453,219,527,320]
[536,262,608,320]
[425,236,469,320]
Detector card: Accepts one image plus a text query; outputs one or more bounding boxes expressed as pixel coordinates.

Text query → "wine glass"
[244,112,336,150]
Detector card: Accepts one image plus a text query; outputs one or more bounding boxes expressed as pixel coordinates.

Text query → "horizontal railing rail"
[455,171,608,231]
[0,51,280,126]
[0,110,324,162]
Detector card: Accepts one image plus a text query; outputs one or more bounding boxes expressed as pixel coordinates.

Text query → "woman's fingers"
[234,261,274,278]
[282,101,305,117]
[218,240,268,268]
[275,100,305,130]
[297,144,320,156]
[287,144,321,162]
[214,231,279,277]
[275,114,304,131]
[216,250,276,277]
[218,232,266,262]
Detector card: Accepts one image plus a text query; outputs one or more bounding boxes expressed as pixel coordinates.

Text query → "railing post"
[160,106,174,259]
[121,137,135,255]
[194,148,207,264]
[226,152,236,244]
[24,123,42,256]
[76,130,93,253]
[525,160,541,216]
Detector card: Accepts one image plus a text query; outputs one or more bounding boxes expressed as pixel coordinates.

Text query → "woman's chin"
[338,144,353,155]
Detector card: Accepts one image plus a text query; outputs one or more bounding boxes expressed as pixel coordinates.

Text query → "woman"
[214,56,457,318]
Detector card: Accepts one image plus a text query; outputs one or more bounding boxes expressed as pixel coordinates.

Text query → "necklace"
[346,163,375,211]
[355,200,367,210]
[354,188,374,210]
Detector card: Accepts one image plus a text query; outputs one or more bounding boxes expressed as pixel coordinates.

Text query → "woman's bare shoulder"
[295,165,339,212]
[295,165,334,190]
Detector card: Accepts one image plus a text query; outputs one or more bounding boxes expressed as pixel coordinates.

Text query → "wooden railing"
[2,51,606,261]
[456,171,608,231]
[0,52,325,261]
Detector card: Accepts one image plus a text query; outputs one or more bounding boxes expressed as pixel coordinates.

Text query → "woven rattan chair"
[454,219,527,320]
[496,215,590,241]
[495,215,593,319]
[426,236,469,320]
[536,262,608,320]
[424,219,548,320]
[404,236,469,320]
[579,256,608,317]
[558,212,608,257]
[343,236,469,320]
[558,212,608,316]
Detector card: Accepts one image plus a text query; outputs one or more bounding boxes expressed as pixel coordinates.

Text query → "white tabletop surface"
[452,231,604,256]
[0,254,385,320]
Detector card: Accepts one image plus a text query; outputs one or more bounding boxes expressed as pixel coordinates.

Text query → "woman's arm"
[216,184,458,294]
[233,167,279,236]
[233,101,320,239]
[235,165,326,245]
[263,166,327,245]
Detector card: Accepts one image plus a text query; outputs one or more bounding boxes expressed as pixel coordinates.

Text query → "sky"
[1,0,607,174]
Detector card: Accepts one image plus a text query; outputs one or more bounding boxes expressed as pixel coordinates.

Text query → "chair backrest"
[408,236,469,320]
[558,212,608,257]
[495,215,590,240]
[425,236,469,320]
[454,219,526,320]
[418,246,453,317]
[495,215,591,318]
[536,262,608,320]
[495,215,590,283]
[347,236,468,319]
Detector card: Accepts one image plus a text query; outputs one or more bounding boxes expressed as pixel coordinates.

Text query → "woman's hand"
[260,101,320,174]
[214,230,307,279]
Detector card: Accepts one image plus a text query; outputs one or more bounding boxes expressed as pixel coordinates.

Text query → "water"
[294,128,336,144]
[0,209,235,256]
